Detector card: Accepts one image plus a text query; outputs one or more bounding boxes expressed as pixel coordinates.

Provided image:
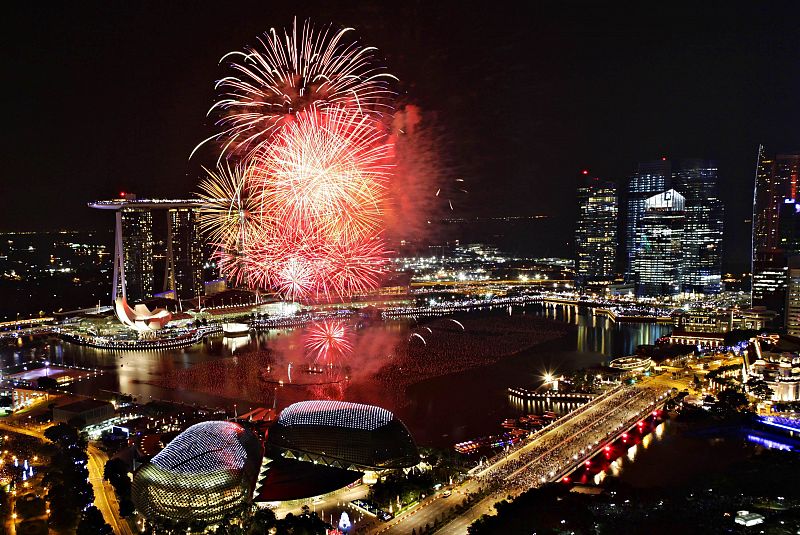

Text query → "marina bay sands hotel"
[89,194,209,303]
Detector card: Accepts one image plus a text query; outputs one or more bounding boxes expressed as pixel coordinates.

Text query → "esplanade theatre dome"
[268,400,418,470]
[132,420,262,525]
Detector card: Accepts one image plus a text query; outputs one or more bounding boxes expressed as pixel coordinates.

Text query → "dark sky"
[4,1,800,269]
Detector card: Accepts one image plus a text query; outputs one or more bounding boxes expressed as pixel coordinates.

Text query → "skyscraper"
[672,159,724,293]
[575,176,618,285]
[626,159,672,278]
[635,189,685,297]
[121,208,155,301]
[89,196,207,304]
[751,146,800,318]
[166,207,204,299]
[786,257,800,337]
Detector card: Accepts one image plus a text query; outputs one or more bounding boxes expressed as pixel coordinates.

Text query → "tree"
[76,506,113,535]
[251,507,277,532]
[747,379,774,401]
[38,376,57,389]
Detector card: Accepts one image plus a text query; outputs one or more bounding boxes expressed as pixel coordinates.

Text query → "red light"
[562,476,570,483]
[661,156,667,161]
[604,445,611,451]
[581,169,589,175]
[585,460,591,466]
[637,421,644,426]
[120,191,126,197]
[622,433,628,439]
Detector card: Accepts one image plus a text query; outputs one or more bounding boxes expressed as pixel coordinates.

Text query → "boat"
[222,323,250,337]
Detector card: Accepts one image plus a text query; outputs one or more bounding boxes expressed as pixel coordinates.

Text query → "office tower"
[635,189,685,296]
[575,176,618,284]
[166,207,204,299]
[121,208,155,301]
[786,257,800,337]
[672,159,724,293]
[626,159,672,278]
[751,146,800,318]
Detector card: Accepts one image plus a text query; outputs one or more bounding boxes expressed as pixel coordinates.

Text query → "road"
[0,421,132,535]
[371,382,671,535]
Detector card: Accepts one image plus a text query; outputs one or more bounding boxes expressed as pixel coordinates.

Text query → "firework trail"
[410,333,427,346]
[193,18,397,160]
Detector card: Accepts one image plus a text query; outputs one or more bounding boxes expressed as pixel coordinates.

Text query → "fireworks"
[197,21,397,301]
[305,320,354,365]
[193,18,397,159]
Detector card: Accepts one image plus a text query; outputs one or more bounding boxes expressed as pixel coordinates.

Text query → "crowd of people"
[376,314,570,393]
[476,386,662,494]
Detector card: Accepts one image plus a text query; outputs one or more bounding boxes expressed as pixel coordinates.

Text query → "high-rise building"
[89,196,207,304]
[166,207,204,299]
[751,147,800,318]
[672,159,724,293]
[634,189,685,296]
[575,176,618,284]
[121,208,155,301]
[786,256,800,337]
[626,160,672,277]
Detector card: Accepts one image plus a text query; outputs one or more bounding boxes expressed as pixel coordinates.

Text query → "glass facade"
[672,159,723,293]
[634,189,685,296]
[131,421,262,526]
[168,207,204,299]
[751,147,800,319]
[121,209,154,301]
[786,257,800,337]
[576,178,618,283]
[268,401,418,470]
[626,160,672,278]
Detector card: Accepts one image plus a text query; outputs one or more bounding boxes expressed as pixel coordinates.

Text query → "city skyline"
[4,2,800,272]
[3,4,800,533]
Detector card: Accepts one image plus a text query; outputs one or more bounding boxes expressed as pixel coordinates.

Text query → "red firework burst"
[305,320,354,365]
[193,18,396,160]
[201,107,391,300]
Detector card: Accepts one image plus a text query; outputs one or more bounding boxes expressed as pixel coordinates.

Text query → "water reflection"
[0,303,673,446]
[532,302,672,356]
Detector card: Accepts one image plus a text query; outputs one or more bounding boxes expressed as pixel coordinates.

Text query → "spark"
[194,18,397,159]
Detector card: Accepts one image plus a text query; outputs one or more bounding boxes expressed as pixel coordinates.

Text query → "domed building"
[132,421,262,526]
[267,400,418,470]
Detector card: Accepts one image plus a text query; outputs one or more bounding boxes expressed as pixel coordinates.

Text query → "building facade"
[575,177,618,284]
[121,208,155,301]
[672,159,724,293]
[267,400,418,470]
[634,189,685,296]
[786,256,800,337]
[132,421,262,527]
[752,147,800,319]
[167,207,204,299]
[626,160,672,278]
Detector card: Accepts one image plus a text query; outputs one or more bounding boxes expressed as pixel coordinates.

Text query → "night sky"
[5,1,800,270]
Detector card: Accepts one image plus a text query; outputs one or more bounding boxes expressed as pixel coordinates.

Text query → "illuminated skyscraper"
[786,257,800,337]
[121,208,155,301]
[672,159,724,293]
[575,176,618,284]
[89,196,206,304]
[625,159,672,278]
[751,147,800,318]
[166,207,204,299]
[634,189,685,296]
